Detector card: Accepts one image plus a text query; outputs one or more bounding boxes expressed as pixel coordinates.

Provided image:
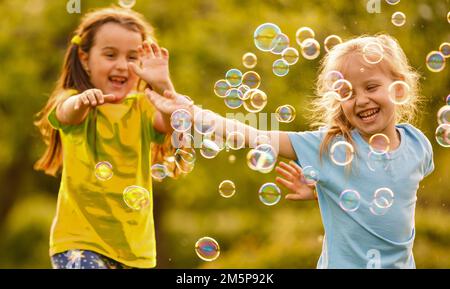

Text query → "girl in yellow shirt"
[34,7,184,269]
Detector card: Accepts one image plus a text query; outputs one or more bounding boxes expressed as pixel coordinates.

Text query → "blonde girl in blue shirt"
[146,34,434,268]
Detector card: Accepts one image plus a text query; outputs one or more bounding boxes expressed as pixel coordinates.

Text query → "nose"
[355,90,371,107]
[115,56,128,71]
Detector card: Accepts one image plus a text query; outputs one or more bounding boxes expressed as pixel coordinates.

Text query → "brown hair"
[35,6,175,176]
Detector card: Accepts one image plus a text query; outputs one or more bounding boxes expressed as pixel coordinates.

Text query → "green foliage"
[0,0,449,268]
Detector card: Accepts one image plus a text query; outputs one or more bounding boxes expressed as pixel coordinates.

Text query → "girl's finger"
[81,94,89,106]
[86,91,97,106]
[103,94,116,103]
[137,45,144,58]
[285,193,304,201]
[161,48,169,59]
[128,62,143,77]
[289,160,304,176]
[163,90,175,99]
[93,89,104,104]
[74,97,81,110]
[143,41,154,58]
[275,166,294,181]
[275,176,294,191]
[151,42,161,58]
[278,161,299,176]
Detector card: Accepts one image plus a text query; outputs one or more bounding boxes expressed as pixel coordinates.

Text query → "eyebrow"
[101,46,138,53]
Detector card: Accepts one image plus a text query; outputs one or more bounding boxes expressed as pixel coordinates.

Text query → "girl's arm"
[56,89,115,125]
[145,89,297,160]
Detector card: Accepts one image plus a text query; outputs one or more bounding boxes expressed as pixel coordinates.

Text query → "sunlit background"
[0,0,449,268]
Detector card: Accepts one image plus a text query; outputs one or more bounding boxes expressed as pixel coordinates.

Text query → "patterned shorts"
[51,249,132,269]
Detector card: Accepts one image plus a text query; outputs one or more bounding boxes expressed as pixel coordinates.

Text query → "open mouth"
[357,108,380,122]
[108,75,128,88]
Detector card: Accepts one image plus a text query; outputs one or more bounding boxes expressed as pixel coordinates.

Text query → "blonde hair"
[35,6,177,177]
[310,34,422,160]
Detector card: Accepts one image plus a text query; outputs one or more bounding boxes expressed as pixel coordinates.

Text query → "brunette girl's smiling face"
[339,53,399,142]
[80,22,142,101]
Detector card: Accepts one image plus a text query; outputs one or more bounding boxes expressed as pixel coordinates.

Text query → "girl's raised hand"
[128,41,173,94]
[275,161,317,201]
[74,89,116,110]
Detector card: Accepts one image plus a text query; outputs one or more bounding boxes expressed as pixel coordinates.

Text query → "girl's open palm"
[275,161,317,201]
[128,41,171,92]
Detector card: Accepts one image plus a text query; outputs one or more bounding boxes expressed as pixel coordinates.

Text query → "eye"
[128,55,139,61]
[367,84,379,92]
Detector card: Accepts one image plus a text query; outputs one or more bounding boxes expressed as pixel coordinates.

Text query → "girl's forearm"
[56,95,90,125]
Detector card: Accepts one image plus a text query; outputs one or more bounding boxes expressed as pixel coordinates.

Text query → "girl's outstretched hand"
[128,41,174,94]
[145,88,194,116]
[275,161,317,201]
[74,89,116,110]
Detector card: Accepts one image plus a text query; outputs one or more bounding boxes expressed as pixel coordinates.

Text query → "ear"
[78,49,90,72]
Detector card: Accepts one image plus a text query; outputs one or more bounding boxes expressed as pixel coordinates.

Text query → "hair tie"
[71,35,82,45]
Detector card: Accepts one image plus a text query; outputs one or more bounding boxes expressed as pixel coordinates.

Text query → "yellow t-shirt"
[48,90,166,268]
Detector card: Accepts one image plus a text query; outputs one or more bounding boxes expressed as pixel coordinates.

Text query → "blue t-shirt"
[288,124,434,269]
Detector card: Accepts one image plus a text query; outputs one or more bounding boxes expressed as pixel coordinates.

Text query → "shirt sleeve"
[138,93,166,144]
[287,130,324,170]
[47,90,80,133]
[422,133,435,177]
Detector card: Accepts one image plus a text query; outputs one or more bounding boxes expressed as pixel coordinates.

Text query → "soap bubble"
[214,79,230,98]
[437,105,450,124]
[281,47,300,65]
[324,35,342,52]
[435,124,450,147]
[426,51,446,72]
[123,185,150,210]
[254,23,281,52]
[300,38,321,60]
[219,180,236,198]
[275,104,296,123]
[339,189,361,212]
[171,109,192,132]
[225,68,243,87]
[302,166,319,185]
[369,133,390,154]
[271,33,290,55]
[295,27,315,46]
[151,164,168,181]
[194,110,216,135]
[391,11,406,27]
[242,52,257,69]
[195,237,220,261]
[226,131,245,150]
[272,59,290,76]
[330,141,354,166]
[362,42,384,64]
[258,183,282,206]
[388,80,411,105]
[241,71,261,89]
[95,161,113,181]
[118,0,136,9]
[200,138,221,159]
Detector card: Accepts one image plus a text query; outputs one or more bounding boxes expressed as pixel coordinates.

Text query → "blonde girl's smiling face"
[339,53,398,141]
[80,22,142,101]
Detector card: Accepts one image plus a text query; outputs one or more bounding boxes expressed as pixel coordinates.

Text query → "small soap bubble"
[339,189,361,212]
[426,51,446,72]
[437,105,450,124]
[271,33,290,55]
[242,52,257,69]
[200,138,221,159]
[123,185,150,210]
[373,187,394,209]
[228,154,236,164]
[386,0,400,5]
[219,180,236,198]
[447,94,450,105]
[435,123,450,147]
[324,35,343,52]
[171,132,194,149]
[258,183,282,206]
[225,68,243,87]
[369,133,390,154]
[214,79,230,98]
[275,105,296,123]
[226,131,245,150]
[247,143,277,173]
[332,79,353,101]
[195,237,220,261]
[369,200,389,216]
[241,71,261,90]
[171,109,192,132]
[118,0,136,9]
[330,141,354,166]
[272,59,290,76]
[362,42,384,64]
[281,47,300,65]
[300,38,321,60]
[302,166,319,185]
[238,85,251,98]
[194,110,216,135]
[388,80,411,104]
[324,70,344,90]
[95,161,113,181]
[151,164,168,181]
[391,11,406,27]
[243,89,268,113]
[367,151,391,172]
[295,27,315,46]
[224,89,243,109]
[438,42,450,58]
[175,148,196,173]
[254,23,281,52]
